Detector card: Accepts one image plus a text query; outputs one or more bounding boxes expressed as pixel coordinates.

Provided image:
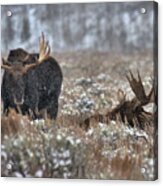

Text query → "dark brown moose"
[109,71,154,129]
[82,71,155,130]
[1,33,63,119]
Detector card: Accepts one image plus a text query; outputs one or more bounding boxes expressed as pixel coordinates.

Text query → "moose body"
[1,34,63,119]
[82,71,154,130]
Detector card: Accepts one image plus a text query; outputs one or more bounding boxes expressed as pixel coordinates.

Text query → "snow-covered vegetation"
[1,51,157,180]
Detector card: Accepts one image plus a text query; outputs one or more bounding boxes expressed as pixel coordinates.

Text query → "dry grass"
[1,51,157,180]
[1,109,31,139]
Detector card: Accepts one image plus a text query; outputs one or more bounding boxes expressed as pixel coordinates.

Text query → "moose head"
[1,33,50,106]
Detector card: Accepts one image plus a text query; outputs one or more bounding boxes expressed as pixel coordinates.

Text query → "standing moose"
[1,33,63,119]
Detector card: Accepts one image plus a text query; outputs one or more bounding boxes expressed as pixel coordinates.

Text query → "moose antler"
[1,58,12,70]
[38,32,50,63]
[1,33,51,73]
[24,33,51,71]
[78,71,155,131]
[1,58,29,74]
[126,70,153,106]
[108,70,155,129]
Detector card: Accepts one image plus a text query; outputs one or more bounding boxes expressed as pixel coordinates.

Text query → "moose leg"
[2,101,10,115]
[47,95,59,119]
[3,101,20,115]
[47,101,58,119]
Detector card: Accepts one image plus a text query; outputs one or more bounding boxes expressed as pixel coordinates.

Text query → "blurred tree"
[1,2,154,53]
[21,17,30,42]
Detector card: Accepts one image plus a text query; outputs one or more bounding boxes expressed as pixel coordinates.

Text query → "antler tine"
[127,70,140,87]
[1,58,12,70]
[129,70,135,80]
[126,70,150,105]
[137,70,142,83]
[126,73,130,83]
[148,86,154,102]
[39,32,45,54]
[126,70,134,85]
[44,41,51,57]
[23,33,51,72]
[38,32,51,63]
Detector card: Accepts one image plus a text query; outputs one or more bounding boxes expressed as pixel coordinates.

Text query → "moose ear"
[117,89,126,103]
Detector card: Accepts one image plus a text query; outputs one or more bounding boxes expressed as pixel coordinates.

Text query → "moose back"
[1,34,63,119]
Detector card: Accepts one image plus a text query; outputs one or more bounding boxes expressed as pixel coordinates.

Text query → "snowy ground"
[1,50,157,180]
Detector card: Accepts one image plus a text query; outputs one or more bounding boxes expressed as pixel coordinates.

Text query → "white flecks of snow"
[14,172,23,178]
[35,170,43,177]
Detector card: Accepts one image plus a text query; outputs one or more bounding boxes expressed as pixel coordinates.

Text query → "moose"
[82,71,155,130]
[1,33,63,119]
[108,71,155,130]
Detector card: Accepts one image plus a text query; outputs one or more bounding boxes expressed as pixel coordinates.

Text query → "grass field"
[1,50,157,180]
